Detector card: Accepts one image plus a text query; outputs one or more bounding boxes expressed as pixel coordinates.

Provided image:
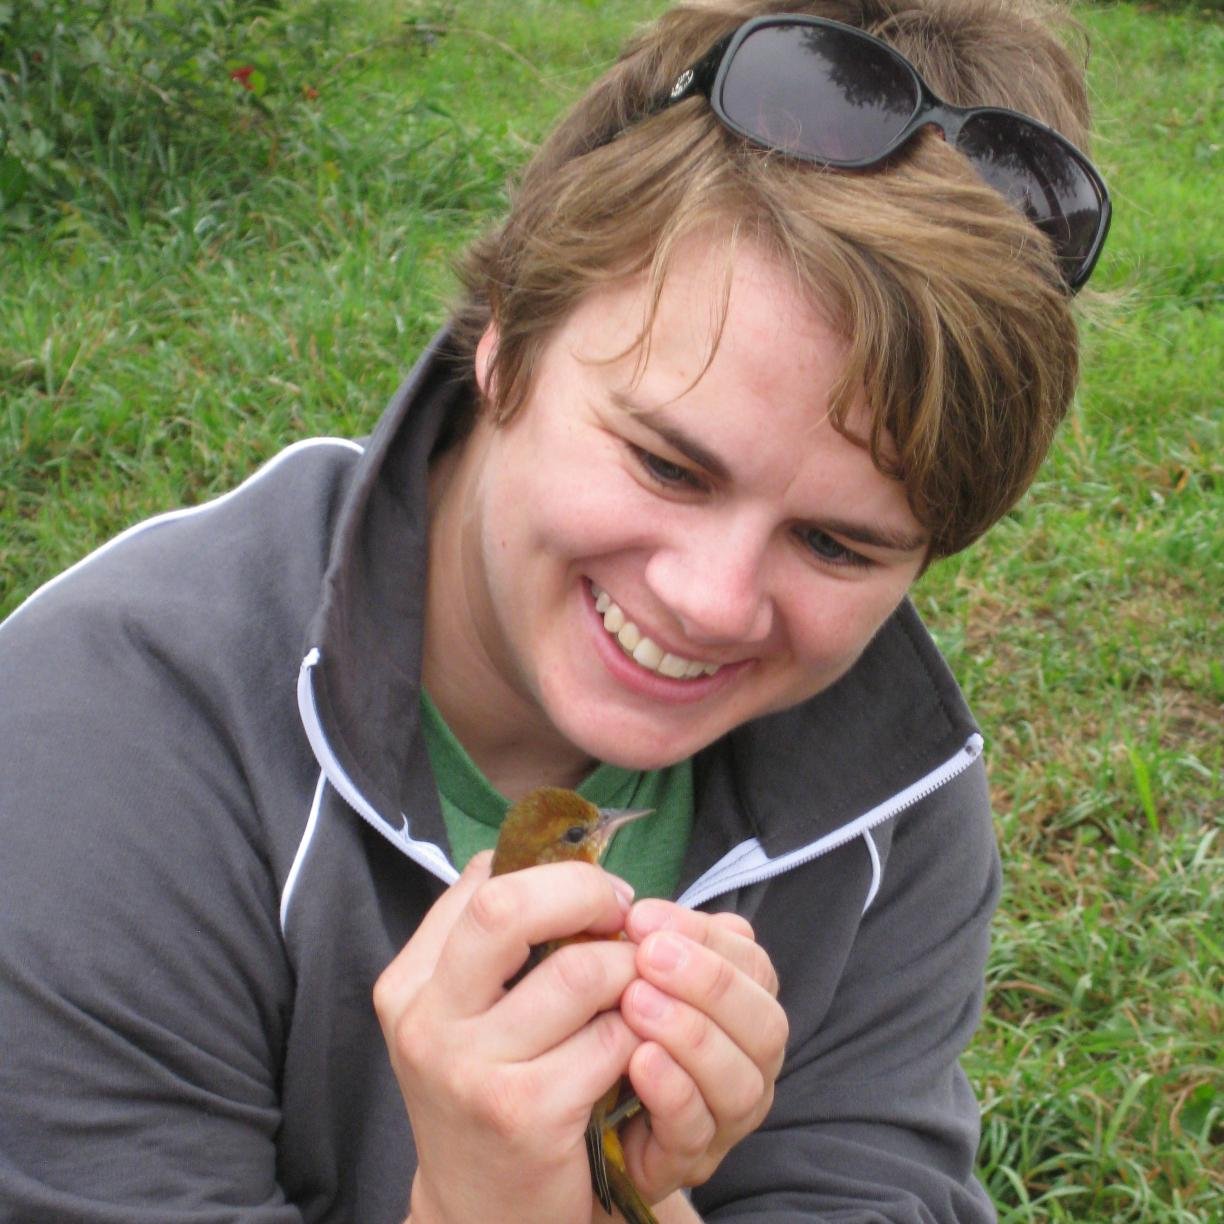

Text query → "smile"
[590,583,721,680]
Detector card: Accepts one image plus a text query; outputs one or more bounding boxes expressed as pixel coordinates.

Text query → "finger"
[373,851,493,1021]
[629,1039,715,1165]
[632,931,788,1074]
[616,1040,723,1204]
[430,861,631,1019]
[621,977,769,1132]
[483,937,639,1061]
[626,900,778,996]
[514,1007,642,1137]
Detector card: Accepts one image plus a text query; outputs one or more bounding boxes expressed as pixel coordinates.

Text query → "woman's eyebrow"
[809,516,929,554]
[612,394,731,481]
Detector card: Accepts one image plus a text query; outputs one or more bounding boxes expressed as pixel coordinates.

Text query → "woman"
[0,0,1109,1220]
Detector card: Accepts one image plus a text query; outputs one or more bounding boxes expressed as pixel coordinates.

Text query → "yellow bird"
[492,786,659,1224]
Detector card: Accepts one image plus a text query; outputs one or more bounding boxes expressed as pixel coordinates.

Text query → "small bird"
[492,786,659,1224]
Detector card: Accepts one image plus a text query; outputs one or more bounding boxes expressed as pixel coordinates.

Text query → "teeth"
[632,637,662,669]
[617,622,641,652]
[658,653,689,679]
[590,584,720,680]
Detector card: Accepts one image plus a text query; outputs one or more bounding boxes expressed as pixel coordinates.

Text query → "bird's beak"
[594,805,653,855]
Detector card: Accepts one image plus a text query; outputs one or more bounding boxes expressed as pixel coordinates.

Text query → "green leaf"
[1193,923,1224,964]
[1209,658,1224,699]
[1126,745,1160,833]
[1179,1083,1218,1143]
[0,155,28,209]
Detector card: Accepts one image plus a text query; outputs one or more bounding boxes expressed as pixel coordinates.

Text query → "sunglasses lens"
[719,23,919,163]
[695,18,1108,287]
[957,112,1103,280]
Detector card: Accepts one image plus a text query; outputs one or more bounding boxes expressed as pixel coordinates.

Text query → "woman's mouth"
[590,583,722,680]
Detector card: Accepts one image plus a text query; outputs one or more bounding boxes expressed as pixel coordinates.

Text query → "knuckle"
[594,1007,630,1060]
[391,1008,432,1073]
[466,877,518,938]
[753,948,780,995]
[725,1064,766,1126]
[677,1112,716,1160]
[473,1066,529,1140]
[712,911,755,941]
[659,1054,697,1107]
[695,1108,719,1155]
[763,1002,790,1063]
[677,1089,715,1153]
[371,968,395,1023]
[706,952,739,1006]
[548,941,606,1000]
[652,1066,710,1156]
[684,1007,717,1057]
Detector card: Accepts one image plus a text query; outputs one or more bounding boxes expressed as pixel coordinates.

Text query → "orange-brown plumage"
[493,787,658,1224]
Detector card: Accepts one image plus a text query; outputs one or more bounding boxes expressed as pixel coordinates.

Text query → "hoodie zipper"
[675,733,984,910]
[298,649,460,885]
[300,646,983,911]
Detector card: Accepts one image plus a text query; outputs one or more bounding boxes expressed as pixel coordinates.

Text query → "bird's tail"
[605,1156,659,1224]
[600,1120,659,1224]
[586,1115,614,1214]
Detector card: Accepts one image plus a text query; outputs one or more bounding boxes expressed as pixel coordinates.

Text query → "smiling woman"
[0,1,1111,1222]
[425,234,928,793]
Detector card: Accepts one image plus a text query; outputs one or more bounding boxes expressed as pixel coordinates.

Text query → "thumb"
[374,851,493,1013]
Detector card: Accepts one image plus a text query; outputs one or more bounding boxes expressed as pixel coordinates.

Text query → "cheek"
[511,466,653,563]
[787,582,911,670]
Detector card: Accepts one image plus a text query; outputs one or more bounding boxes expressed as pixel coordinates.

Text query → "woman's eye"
[632,446,702,490]
[797,527,871,568]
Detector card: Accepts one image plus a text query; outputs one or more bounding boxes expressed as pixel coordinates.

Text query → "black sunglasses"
[652,15,1111,291]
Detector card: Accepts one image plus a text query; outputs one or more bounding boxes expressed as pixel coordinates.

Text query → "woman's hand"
[612,900,788,1206]
[374,851,642,1224]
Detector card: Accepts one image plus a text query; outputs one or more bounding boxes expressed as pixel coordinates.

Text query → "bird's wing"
[586,1112,614,1214]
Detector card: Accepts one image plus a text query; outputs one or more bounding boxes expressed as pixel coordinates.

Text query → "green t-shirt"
[420,691,693,900]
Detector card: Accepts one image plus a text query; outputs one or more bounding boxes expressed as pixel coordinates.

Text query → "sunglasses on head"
[651,14,1111,292]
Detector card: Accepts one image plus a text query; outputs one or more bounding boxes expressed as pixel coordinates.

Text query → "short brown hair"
[451,0,1097,558]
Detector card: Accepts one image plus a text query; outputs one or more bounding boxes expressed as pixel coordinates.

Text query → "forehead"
[570,232,829,364]
[556,232,861,440]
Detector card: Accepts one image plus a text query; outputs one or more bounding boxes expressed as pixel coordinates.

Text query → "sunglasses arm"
[650,34,730,117]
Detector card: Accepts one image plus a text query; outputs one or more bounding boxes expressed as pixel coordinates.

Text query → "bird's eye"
[563,825,587,844]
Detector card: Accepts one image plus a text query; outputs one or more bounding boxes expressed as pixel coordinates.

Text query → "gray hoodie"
[0,333,998,1222]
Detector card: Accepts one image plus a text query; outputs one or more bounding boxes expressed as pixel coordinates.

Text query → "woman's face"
[428,234,927,776]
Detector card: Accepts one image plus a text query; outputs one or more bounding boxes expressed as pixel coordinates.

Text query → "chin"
[567,721,709,773]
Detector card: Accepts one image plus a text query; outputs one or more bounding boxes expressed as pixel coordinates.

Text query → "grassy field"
[1,1,1220,1219]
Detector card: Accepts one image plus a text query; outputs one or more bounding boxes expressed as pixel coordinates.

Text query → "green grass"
[911,6,1222,1217]
[2,1,1220,1219]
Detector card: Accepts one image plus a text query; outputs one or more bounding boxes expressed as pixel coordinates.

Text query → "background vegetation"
[1,1,1219,1219]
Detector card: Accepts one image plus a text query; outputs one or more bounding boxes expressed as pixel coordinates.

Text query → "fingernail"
[632,980,671,1020]
[645,932,685,973]
[610,875,635,912]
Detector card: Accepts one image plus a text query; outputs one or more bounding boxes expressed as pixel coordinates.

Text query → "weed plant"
[0,0,348,224]
[0,1,1219,1219]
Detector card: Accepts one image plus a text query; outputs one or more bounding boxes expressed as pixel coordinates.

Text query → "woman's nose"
[643,522,774,647]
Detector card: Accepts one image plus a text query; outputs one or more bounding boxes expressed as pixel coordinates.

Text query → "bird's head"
[491,787,653,875]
